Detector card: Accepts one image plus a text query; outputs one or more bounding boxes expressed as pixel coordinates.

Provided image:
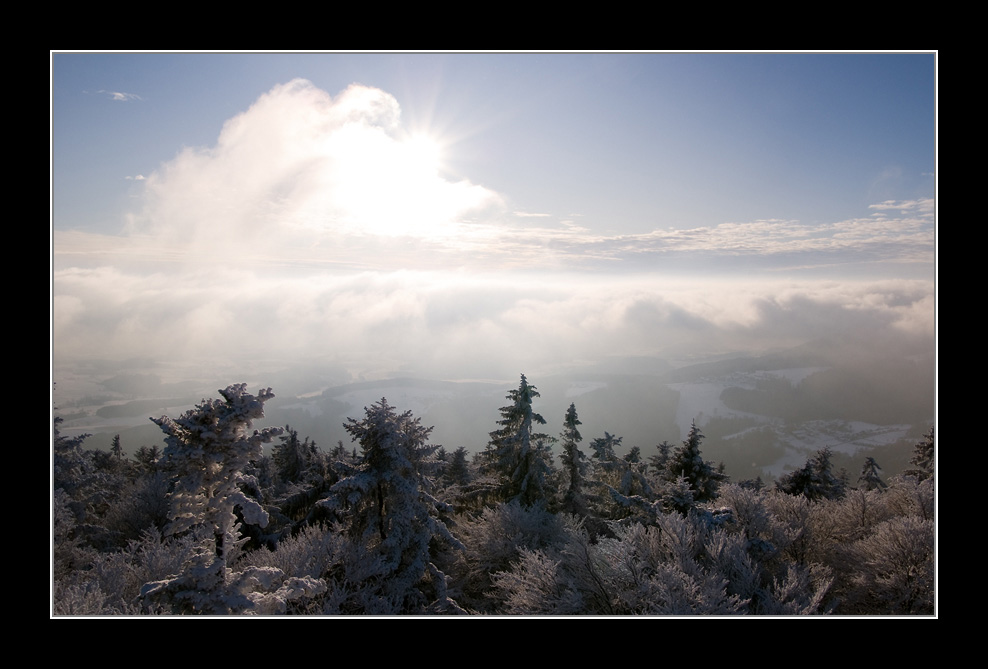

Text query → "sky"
[51,53,936,386]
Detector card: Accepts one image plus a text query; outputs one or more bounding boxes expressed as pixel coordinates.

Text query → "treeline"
[52,376,935,615]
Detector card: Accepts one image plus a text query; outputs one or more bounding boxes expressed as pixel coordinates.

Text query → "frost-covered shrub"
[596,521,748,615]
[54,528,198,615]
[884,475,935,522]
[53,582,121,615]
[140,553,326,615]
[491,547,585,614]
[239,523,344,579]
[101,471,170,543]
[452,501,568,612]
[842,516,934,614]
[754,563,834,615]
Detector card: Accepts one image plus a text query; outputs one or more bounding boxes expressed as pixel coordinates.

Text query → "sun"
[401,134,443,176]
[341,130,479,239]
[310,119,496,241]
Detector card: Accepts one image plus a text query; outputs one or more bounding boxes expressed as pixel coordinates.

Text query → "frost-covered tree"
[319,398,463,613]
[110,434,124,462]
[585,432,655,521]
[776,446,846,501]
[904,427,934,482]
[590,431,621,462]
[140,385,330,614]
[666,420,725,503]
[482,374,555,507]
[150,384,283,563]
[272,426,320,489]
[559,403,588,515]
[858,457,886,491]
[444,446,471,487]
[649,441,673,478]
[53,415,92,506]
[134,445,161,474]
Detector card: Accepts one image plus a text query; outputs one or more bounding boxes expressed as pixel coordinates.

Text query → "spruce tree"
[151,384,282,563]
[559,403,588,515]
[858,457,886,491]
[321,398,462,612]
[482,374,555,506]
[776,446,846,501]
[666,420,725,503]
[904,427,934,481]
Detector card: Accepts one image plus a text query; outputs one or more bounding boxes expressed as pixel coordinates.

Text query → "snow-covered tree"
[151,384,282,563]
[776,446,846,501]
[140,385,331,614]
[272,426,319,489]
[666,420,726,503]
[319,398,463,613]
[134,445,161,475]
[482,374,555,507]
[53,415,92,506]
[858,457,886,491]
[444,446,471,487]
[904,427,934,482]
[649,441,673,478]
[585,431,655,521]
[590,431,621,462]
[559,403,588,515]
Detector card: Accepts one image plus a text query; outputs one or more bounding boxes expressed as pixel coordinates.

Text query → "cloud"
[97,90,143,102]
[125,79,500,262]
[52,260,934,383]
[410,206,934,274]
[868,198,935,215]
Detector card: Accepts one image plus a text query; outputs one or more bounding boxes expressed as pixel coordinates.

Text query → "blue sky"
[51,53,935,382]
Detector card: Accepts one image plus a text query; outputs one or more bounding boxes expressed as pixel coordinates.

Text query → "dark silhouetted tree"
[858,457,886,491]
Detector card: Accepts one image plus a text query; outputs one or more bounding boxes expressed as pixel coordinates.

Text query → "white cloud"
[126,79,500,262]
[868,198,935,214]
[98,90,143,102]
[52,261,934,382]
